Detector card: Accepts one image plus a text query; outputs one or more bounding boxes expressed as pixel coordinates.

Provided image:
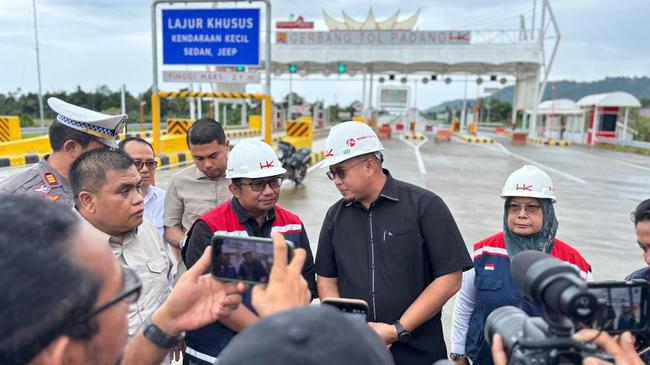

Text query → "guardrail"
[599,137,650,150]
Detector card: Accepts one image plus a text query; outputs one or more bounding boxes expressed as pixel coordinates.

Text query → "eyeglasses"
[506,203,542,215]
[134,160,158,170]
[71,266,142,325]
[239,177,283,192]
[326,159,369,181]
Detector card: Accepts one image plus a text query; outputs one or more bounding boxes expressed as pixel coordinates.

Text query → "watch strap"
[143,316,184,349]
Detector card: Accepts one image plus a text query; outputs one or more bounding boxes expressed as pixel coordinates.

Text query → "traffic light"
[288,64,298,73]
[337,63,346,74]
[235,65,245,72]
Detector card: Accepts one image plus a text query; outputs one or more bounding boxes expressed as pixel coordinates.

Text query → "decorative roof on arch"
[322,8,420,30]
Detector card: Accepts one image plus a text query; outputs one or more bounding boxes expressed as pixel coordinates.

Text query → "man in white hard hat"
[315,121,473,365]
[181,138,317,365]
[0,97,126,207]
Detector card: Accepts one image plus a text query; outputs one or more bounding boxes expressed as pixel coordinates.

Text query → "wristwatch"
[143,316,185,349]
[449,353,468,361]
[393,320,412,343]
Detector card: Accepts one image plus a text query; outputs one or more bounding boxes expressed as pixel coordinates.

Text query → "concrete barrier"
[454,133,494,144]
[527,136,571,147]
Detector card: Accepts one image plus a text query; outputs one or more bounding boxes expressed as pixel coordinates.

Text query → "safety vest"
[466,232,591,365]
[184,201,304,365]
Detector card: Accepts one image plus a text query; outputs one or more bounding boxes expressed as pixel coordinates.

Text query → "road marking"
[487,141,587,184]
[566,149,650,172]
[399,135,427,174]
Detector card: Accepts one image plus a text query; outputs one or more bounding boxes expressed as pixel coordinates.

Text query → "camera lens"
[484,306,529,353]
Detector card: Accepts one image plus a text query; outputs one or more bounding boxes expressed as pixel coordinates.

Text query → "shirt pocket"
[146,258,168,274]
[381,228,421,261]
[475,277,504,309]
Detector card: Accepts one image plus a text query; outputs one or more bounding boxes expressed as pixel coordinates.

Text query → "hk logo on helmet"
[515,184,533,191]
[325,149,334,157]
[346,138,356,147]
[259,161,275,169]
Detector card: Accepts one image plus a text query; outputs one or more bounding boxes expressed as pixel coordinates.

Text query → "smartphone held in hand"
[211,234,295,285]
[322,298,369,321]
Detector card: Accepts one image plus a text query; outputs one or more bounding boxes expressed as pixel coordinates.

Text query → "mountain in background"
[425,76,650,113]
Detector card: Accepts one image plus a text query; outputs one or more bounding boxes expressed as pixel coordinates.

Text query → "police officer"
[0,97,125,206]
[315,122,473,365]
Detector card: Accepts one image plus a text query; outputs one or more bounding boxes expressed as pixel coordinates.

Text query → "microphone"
[510,251,597,322]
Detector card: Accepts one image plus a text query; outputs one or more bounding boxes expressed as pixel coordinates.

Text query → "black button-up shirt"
[315,170,473,365]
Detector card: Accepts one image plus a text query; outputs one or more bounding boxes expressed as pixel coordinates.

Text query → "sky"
[1,0,649,110]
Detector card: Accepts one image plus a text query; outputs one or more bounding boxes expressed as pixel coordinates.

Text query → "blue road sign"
[162,8,260,66]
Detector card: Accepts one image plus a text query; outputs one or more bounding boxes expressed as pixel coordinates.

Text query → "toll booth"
[577,92,641,145]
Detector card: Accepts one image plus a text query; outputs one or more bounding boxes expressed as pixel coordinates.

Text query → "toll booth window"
[600,114,617,132]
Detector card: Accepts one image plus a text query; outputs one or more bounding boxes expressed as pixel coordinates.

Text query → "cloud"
[0,0,648,109]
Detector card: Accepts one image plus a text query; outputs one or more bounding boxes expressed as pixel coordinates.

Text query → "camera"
[485,250,650,364]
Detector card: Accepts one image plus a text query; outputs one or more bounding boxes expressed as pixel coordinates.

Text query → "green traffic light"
[337,64,346,74]
[288,64,297,73]
[235,66,245,72]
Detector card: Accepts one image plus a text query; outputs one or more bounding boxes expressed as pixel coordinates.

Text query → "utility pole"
[32,0,45,128]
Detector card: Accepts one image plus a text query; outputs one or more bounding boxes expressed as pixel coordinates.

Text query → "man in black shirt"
[315,122,473,365]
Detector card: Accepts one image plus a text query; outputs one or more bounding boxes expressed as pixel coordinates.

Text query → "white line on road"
[399,136,427,174]
[488,141,588,184]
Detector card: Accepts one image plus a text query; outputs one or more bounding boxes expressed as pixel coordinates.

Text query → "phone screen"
[587,281,649,334]
[211,235,294,285]
[322,299,369,321]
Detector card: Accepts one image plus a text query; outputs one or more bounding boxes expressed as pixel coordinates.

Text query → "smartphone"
[586,280,649,334]
[322,298,369,321]
[211,234,295,285]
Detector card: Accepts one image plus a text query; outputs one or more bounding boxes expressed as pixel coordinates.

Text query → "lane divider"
[527,136,571,147]
[454,133,494,144]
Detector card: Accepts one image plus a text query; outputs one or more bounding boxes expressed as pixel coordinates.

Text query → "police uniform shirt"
[0,156,74,207]
[315,169,474,365]
[164,164,231,232]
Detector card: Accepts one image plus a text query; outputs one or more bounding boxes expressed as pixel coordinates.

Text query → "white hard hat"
[226,139,286,179]
[321,121,384,168]
[501,165,557,203]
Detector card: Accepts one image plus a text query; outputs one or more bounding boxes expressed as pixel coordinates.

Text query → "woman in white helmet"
[449,165,593,365]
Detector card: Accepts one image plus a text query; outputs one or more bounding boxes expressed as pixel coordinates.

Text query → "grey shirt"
[108,220,173,338]
[0,157,74,207]
[164,164,231,232]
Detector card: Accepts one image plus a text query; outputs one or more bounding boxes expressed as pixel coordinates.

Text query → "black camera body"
[486,306,612,364]
[484,251,649,364]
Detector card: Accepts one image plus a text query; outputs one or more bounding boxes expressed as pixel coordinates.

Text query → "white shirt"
[144,185,166,238]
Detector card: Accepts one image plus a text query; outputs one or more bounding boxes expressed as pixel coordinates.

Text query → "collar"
[143,185,160,205]
[194,165,209,179]
[344,169,399,207]
[108,228,138,246]
[230,197,276,225]
[38,155,65,188]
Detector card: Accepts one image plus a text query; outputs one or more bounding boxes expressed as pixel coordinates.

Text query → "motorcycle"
[276,141,312,185]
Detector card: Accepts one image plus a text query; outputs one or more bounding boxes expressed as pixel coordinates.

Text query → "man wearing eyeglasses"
[181,139,317,365]
[0,194,314,365]
[315,122,473,365]
[119,137,166,238]
[70,149,175,353]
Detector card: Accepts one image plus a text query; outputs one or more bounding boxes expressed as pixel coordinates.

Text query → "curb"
[404,133,425,141]
[0,153,48,168]
[454,133,494,144]
[309,150,325,166]
[527,137,571,147]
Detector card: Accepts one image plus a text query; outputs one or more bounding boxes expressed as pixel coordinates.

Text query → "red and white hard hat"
[226,139,286,179]
[321,121,384,168]
[501,165,557,203]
